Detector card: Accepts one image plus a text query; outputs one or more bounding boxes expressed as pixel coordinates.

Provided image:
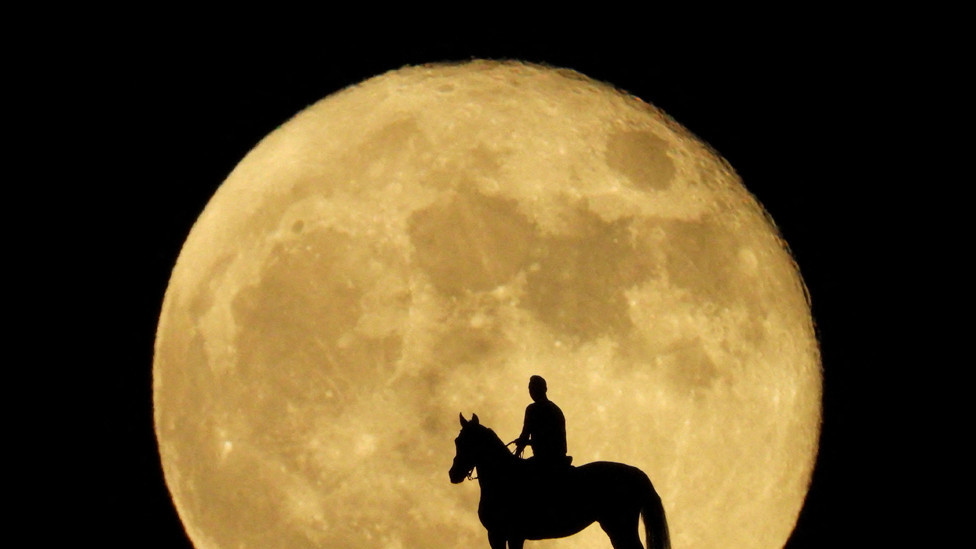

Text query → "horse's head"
[449,413,486,484]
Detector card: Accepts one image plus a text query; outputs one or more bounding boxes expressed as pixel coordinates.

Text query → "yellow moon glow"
[154,60,820,549]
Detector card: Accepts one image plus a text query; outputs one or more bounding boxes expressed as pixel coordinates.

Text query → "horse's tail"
[641,476,671,549]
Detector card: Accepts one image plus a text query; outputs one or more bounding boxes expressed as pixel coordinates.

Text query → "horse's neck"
[475,431,517,484]
[476,457,517,491]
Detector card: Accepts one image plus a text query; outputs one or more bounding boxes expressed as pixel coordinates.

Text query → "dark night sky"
[85,27,935,549]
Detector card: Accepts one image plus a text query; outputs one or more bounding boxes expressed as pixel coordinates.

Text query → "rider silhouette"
[513,376,570,468]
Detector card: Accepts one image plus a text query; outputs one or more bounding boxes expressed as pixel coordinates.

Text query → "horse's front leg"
[508,537,525,549]
[487,530,507,549]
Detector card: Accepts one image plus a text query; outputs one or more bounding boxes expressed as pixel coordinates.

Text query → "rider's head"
[528,375,548,402]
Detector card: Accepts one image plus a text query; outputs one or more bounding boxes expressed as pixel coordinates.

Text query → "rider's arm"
[514,405,534,456]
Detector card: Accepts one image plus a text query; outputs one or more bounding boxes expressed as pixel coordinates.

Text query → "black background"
[84,26,932,549]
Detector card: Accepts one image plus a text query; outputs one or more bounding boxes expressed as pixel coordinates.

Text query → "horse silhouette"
[450,413,670,549]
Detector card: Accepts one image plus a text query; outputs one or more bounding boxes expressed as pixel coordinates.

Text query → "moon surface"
[154,60,821,549]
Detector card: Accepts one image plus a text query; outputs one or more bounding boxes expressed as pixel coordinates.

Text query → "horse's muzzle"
[450,467,468,483]
[449,460,467,484]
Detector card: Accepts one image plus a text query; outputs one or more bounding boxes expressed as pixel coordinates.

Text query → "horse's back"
[576,460,650,482]
[573,461,654,505]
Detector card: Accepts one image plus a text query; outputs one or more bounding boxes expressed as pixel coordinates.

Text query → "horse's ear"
[459,413,468,427]
[471,413,480,426]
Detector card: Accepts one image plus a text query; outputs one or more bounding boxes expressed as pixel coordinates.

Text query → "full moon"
[154,60,820,549]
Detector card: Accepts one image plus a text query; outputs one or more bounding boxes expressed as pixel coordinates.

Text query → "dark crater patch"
[523,205,657,342]
[407,188,536,297]
[605,130,675,191]
[232,228,403,421]
[348,117,431,180]
[663,337,724,397]
[187,252,235,318]
[660,217,751,308]
[432,294,512,369]
[424,143,506,191]
[436,318,502,367]
[288,116,434,197]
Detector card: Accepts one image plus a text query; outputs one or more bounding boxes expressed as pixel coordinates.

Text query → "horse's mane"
[479,425,505,448]
[473,423,512,460]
